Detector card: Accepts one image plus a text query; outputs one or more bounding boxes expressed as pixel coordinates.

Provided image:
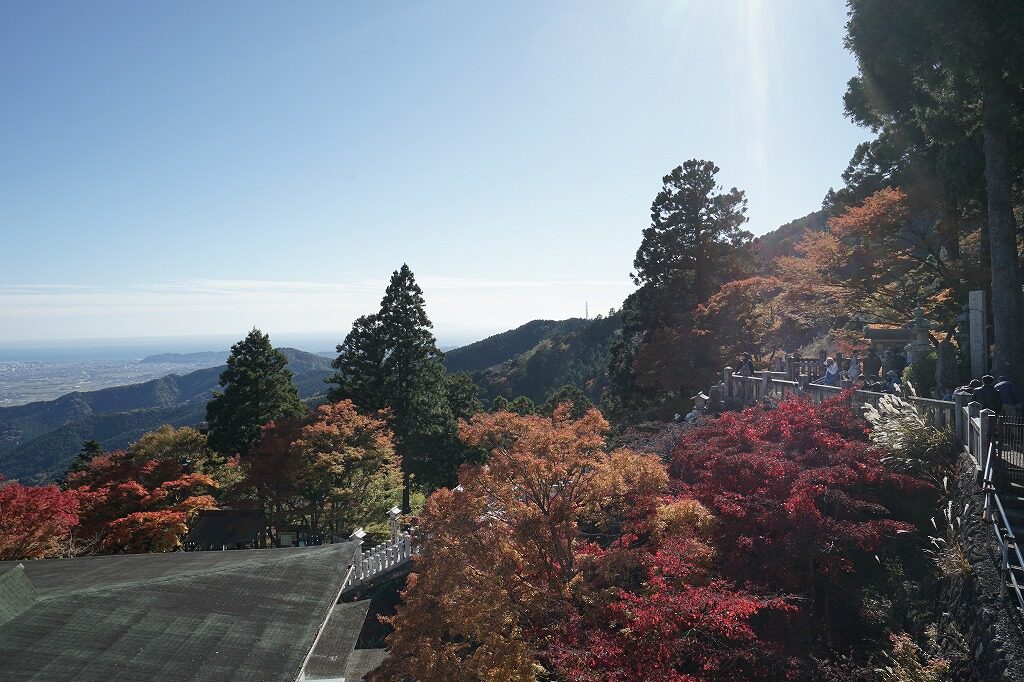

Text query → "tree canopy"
[328,264,475,510]
[206,328,306,457]
[607,160,753,421]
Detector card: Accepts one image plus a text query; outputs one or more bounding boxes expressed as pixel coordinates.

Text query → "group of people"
[727,351,1022,419]
[811,348,907,394]
[956,374,1020,416]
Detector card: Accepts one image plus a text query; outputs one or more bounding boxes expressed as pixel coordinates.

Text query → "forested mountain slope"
[752,210,828,264]
[0,349,332,484]
[448,315,621,405]
[443,319,591,373]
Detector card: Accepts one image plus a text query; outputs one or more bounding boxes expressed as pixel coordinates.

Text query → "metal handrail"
[982,440,1024,611]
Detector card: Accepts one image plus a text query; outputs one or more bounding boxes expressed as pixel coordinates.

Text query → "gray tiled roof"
[0,543,361,682]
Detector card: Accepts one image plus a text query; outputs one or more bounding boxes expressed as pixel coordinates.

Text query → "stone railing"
[719,366,956,429]
[341,507,419,593]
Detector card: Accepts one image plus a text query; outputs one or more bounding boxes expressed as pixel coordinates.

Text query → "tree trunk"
[402,470,411,513]
[981,57,1024,384]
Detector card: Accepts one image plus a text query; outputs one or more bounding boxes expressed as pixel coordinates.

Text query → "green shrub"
[902,353,937,395]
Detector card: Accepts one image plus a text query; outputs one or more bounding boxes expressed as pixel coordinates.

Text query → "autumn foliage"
[670,392,928,650]
[376,406,790,681]
[376,395,932,680]
[67,447,217,553]
[0,477,80,560]
[777,187,962,327]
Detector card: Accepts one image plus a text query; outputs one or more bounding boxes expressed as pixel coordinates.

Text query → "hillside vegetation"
[446,315,621,406]
[0,348,332,484]
[752,210,827,264]
[443,319,586,373]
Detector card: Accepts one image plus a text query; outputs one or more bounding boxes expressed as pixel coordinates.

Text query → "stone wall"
[938,454,1024,680]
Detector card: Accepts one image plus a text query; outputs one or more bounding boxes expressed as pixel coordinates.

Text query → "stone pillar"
[969,290,988,378]
[723,366,733,399]
[968,401,982,467]
[388,506,401,544]
[350,527,367,580]
[953,390,968,443]
[910,306,932,364]
[980,408,996,471]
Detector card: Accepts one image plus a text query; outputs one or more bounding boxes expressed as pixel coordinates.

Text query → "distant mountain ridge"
[0,348,333,485]
[443,320,588,373]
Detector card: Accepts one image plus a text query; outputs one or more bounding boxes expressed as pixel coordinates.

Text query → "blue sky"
[0,1,867,345]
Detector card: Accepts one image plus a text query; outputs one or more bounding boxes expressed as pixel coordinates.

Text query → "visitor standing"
[863,350,882,380]
[974,375,1004,414]
[847,353,861,382]
[995,376,1020,417]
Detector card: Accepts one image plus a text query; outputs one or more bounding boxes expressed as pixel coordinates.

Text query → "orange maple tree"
[68,447,217,553]
[376,406,786,681]
[778,187,961,327]
[291,400,402,540]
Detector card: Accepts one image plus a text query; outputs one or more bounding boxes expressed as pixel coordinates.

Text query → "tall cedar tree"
[205,328,306,457]
[632,160,751,310]
[608,161,751,419]
[328,265,452,511]
[844,0,1024,382]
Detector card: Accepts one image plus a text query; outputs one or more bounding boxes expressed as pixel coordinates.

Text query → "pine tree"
[328,264,456,511]
[205,328,306,457]
[607,161,752,421]
[632,160,751,314]
[59,440,105,488]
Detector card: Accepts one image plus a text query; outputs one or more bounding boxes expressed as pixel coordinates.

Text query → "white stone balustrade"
[341,513,419,593]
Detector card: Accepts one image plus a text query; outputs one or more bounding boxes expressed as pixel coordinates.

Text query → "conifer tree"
[59,440,105,488]
[328,264,454,511]
[632,160,751,317]
[205,328,306,457]
[844,0,1024,382]
[607,161,752,421]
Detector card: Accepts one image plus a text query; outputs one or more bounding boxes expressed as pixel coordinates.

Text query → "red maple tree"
[68,450,217,553]
[0,476,80,560]
[669,393,927,649]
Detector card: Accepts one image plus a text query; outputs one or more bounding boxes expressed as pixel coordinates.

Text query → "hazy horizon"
[0,327,502,362]
[1,2,866,343]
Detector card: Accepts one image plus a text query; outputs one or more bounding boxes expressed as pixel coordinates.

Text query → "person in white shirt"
[816,357,840,386]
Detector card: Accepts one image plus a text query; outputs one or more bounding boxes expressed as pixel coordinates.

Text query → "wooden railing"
[341,508,419,593]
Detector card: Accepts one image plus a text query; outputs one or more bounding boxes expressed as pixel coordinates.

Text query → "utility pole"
[585,301,589,320]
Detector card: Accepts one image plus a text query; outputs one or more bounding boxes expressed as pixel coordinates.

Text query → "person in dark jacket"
[738,352,754,377]
[863,350,882,379]
[995,376,1020,416]
[882,370,901,394]
[973,375,1003,414]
